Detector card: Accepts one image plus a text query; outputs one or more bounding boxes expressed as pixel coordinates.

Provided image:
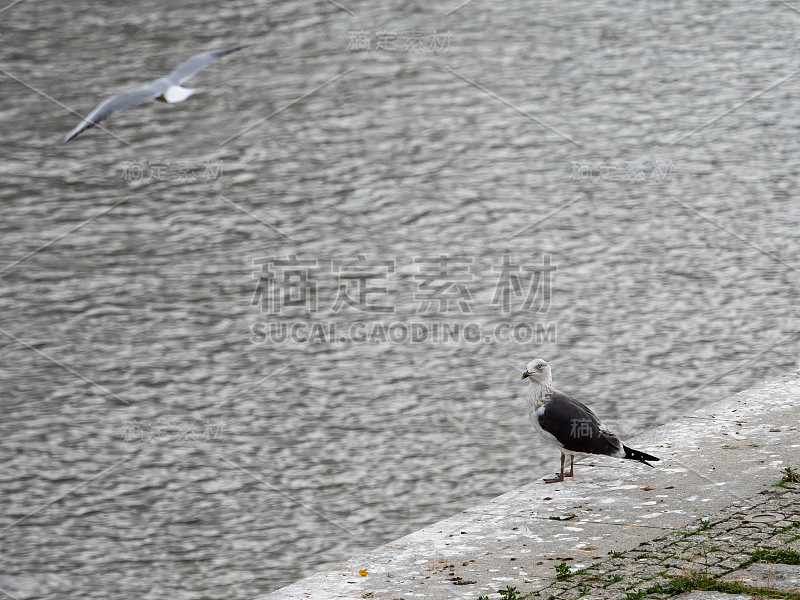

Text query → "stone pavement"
[264,374,800,600]
[535,478,800,600]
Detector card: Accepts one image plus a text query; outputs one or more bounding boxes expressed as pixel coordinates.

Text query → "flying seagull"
[522,359,659,483]
[63,46,247,143]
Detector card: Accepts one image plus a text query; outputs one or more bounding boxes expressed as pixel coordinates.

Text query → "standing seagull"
[63,46,247,143]
[522,358,659,483]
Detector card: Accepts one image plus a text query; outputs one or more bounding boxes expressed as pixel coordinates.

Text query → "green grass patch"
[775,467,800,488]
[782,467,800,483]
[499,586,522,600]
[602,574,624,588]
[786,533,800,545]
[774,521,800,535]
[555,562,572,581]
[750,547,800,565]
[572,562,600,578]
[656,573,800,599]
[478,584,533,600]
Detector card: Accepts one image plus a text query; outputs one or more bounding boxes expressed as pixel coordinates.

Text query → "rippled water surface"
[2,0,799,597]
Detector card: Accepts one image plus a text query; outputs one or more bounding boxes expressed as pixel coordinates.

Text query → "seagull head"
[522,359,551,384]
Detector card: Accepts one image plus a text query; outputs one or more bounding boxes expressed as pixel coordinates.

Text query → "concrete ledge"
[263,373,800,599]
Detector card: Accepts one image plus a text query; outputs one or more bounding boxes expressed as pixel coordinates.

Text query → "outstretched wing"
[165,46,247,85]
[539,391,624,457]
[63,83,163,143]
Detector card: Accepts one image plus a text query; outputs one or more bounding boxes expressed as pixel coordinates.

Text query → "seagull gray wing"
[538,391,624,457]
[165,46,247,85]
[63,82,166,143]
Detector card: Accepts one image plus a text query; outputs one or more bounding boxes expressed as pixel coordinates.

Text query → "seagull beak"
[522,371,530,380]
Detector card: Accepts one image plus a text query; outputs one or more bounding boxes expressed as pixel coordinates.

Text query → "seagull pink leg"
[565,455,574,477]
[544,454,565,483]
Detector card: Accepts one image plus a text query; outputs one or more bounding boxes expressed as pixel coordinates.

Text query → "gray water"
[2,0,799,597]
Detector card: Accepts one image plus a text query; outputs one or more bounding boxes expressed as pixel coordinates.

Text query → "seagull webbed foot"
[543,473,565,483]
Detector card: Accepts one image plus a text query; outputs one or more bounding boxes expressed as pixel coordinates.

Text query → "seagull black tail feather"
[622,445,659,467]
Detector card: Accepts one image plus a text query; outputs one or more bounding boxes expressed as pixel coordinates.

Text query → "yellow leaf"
[358,569,368,576]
